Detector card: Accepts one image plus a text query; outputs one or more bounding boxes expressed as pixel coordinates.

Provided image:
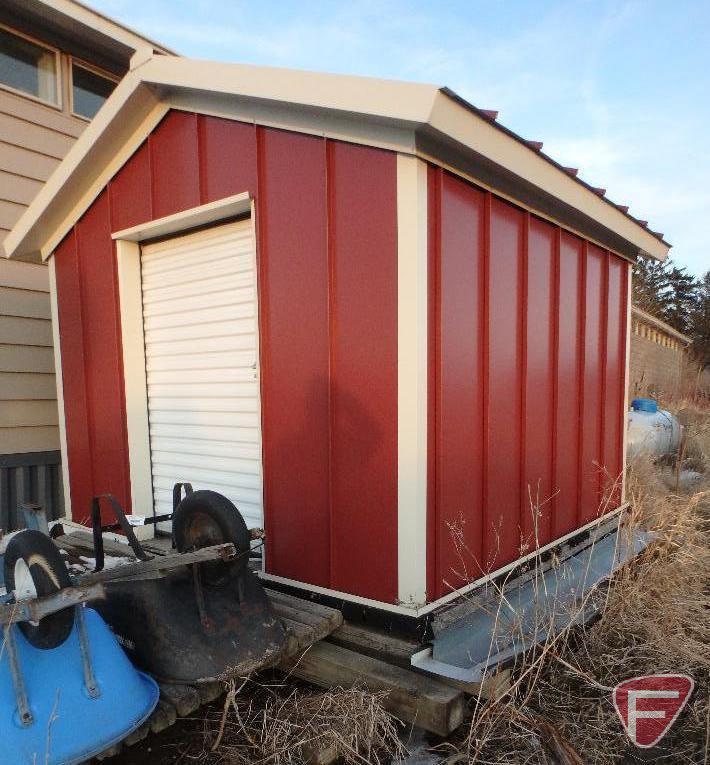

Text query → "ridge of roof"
[4,57,669,263]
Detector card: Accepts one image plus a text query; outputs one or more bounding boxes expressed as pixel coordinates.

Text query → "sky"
[94,0,709,276]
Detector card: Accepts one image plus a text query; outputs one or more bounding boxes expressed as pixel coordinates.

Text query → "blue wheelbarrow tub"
[0,608,159,765]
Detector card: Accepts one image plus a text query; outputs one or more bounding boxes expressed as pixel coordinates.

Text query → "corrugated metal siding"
[427,166,629,600]
[0,450,63,531]
[141,220,263,529]
[54,111,399,604]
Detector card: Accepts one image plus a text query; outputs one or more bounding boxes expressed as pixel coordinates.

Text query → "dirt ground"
[110,400,710,765]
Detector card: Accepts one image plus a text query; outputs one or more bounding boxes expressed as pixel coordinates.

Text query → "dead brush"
[199,681,405,765]
[437,464,710,764]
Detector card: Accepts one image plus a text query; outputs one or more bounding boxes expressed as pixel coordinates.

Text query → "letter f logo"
[613,675,694,748]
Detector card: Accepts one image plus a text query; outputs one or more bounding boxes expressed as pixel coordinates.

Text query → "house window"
[0,26,58,105]
[71,62,116,119]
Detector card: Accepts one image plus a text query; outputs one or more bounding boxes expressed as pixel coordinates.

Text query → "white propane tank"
[627,398,683,459]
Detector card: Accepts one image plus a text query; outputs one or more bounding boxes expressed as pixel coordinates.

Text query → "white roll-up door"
[140,219,263,530]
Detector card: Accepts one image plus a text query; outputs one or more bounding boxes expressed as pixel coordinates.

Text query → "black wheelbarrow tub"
[93,563,286,683]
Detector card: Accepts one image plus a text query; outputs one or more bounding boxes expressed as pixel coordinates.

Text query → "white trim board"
[262,504,629,618]
[112,192,252,241]
[115,238,153,540]
[48,257,72,520]
[396,154,429,607]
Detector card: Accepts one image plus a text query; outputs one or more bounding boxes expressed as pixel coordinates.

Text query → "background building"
[0,0,172,530]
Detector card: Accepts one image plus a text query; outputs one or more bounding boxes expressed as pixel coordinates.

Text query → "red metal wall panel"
[553,233,583,537]
[73,191,132,521]
[109,143,152,232]
[150,111,200,219]
[327,141,398,603]
[53,231,94,525]
[428,172,629,600]
[428,168,485,599]
[198,116,258,204]
[486,197,524,570]
[579,245,606,522]
[523,217,556,544]
[257,128,331,588]
[602,258,628,507]
[55,110,398,603]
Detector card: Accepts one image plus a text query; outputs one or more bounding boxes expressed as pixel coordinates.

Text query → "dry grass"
[438,404,710,765]
[187,680,405,765]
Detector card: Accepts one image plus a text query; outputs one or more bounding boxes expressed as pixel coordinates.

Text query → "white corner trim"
[48,256,72,520]
[621,261,632,503]
[396,154,429,607]
[112,192,251,242]
[115,239,154,540]
[37,99,170,261]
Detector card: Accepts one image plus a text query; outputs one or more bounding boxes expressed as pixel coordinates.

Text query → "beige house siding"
[0,81,88,456]
[0,257,59,453]
[0,88,85,246]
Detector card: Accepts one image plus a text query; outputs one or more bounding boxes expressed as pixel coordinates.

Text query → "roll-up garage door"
[140,219,263,530]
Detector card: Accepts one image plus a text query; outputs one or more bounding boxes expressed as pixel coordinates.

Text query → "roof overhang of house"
[5,0,175,69]
[4,56,670,264]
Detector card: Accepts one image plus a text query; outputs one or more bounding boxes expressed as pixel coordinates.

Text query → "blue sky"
[95,0,709,275]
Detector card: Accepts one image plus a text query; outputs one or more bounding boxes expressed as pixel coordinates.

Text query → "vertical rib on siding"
[428,168,486,600]
[486,198,524,570]
[257,128,331,588]
[524,217,555,544]
[428,170,630,601]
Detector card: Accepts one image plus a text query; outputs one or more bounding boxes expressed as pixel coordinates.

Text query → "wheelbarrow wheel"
[3,529,74,649]
[172,490,250,578]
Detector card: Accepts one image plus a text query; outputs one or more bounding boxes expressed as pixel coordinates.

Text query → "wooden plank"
[54,530,133,558]
[77,543,237,584]
[0,112,74,159]
[280,641,466,737]
[0,401,58,427]
[264,586,343,621]
[0,141,59,181]
[0,171,43,206]
[327,621,419,668]
[280,616,317,655]
[0,426,59,453]
[0,90,85,138]
[0,199,24,230]
[0,371,56,399]
[0,345,55,374]
[269,599,342,632]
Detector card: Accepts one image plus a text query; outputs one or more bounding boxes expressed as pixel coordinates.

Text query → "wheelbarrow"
[76,486,287,683]
[0,529,159,765]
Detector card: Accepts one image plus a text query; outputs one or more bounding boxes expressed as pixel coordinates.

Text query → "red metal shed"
[5,58,669,618]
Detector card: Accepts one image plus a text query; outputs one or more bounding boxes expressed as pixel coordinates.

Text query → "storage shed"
[4,57,669,617]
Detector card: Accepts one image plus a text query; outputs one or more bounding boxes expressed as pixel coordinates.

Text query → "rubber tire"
[172,490,250,576]
[4,529,74,649]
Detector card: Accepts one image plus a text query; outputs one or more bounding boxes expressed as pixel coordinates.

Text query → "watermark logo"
[613,674,694,748]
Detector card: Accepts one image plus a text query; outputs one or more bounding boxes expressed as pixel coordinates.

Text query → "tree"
[633,256,672,316]
[664,265,697,335]
[689,270,710,371]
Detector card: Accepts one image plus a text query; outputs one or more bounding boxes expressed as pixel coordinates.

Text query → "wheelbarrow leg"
[4,624,33,727]
[76,605,100,699]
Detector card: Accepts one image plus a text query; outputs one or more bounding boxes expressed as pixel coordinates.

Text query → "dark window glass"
[0,27,58,104]
[72,63,115,119]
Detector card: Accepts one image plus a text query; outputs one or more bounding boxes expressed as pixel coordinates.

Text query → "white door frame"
[113,192,254,539]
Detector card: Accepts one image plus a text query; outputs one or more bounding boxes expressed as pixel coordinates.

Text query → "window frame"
[0,21,62,110]
[69,57,119,121]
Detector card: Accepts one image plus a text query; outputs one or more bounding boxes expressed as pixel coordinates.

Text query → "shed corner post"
[115,238,154,540]
[48,254,73,521]
[396,153,429,607]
